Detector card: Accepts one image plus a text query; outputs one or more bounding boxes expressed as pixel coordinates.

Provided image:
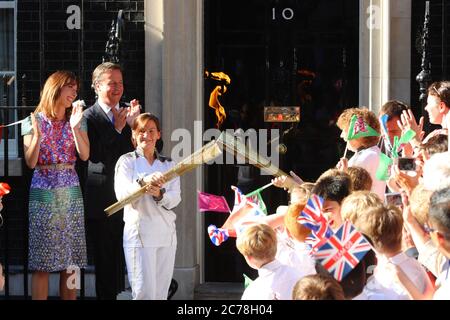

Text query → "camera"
[384,192,403,208]
[397,157,416,171]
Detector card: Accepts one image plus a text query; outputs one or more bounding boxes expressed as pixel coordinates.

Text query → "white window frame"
[0,0,18,158]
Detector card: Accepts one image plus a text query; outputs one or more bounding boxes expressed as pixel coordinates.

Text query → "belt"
[35,163,75,170]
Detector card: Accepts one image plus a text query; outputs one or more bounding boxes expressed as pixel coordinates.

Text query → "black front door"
[204,0,359,282]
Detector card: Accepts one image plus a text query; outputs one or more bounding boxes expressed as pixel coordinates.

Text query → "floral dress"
[22,112,87,272]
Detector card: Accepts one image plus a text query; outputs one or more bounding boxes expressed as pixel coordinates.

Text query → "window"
[0,0,17,158]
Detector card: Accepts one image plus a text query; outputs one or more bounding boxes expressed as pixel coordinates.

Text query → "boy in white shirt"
[393,187,450,299]
[237,224,304,300]
[354,205,432,300]
[275,202,317,276]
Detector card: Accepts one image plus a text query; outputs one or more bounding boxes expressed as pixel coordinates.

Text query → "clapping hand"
[70,102,84,130]
[111,106,128,132]
[30,112,41,138]
[126,99,141,126]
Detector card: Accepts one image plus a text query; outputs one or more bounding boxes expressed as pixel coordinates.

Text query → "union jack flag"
[208,224,234,246]
[231,186,266,215]
[297,194,333,240]
[231,186,247,212]
[313,221,373,281]
[226,186,265,230]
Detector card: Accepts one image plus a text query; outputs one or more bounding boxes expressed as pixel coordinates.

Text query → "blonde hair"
[292,274,345,300]
[341,191,384,226]
[35,70,78,120]
[347,166,372,191]
[236,224,277,262]
[356,205,403,254]
[337,107,380,148]
[410,184,432,226]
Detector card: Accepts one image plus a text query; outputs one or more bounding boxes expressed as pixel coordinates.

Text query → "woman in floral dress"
[22,71,89,300]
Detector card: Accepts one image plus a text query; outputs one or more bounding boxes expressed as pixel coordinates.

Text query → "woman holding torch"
[114,113,181,300]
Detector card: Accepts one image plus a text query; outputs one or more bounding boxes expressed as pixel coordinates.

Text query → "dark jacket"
[82,102,135,220]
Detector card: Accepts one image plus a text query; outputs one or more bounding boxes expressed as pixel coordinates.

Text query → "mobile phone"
[397,157,416,171]
[384,192,403,208]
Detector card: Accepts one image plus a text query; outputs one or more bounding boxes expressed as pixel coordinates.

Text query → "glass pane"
[0,9,14,70]
[0,78,16,139]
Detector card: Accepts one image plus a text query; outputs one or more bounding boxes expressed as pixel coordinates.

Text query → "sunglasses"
[431,86,443,100]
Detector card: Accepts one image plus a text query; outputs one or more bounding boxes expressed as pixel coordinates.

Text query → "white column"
[359,0,411,113]
[144,0,164,118]
[160,0,204,299]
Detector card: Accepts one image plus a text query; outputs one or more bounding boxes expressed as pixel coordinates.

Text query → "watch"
[153,188,166,202]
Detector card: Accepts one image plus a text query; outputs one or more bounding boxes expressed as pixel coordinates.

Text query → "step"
[194,282,244,300]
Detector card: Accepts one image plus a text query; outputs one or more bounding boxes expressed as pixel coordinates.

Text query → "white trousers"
[124,244,177,300]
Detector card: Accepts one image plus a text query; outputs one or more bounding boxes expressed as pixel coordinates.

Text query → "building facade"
[0,0,447,299]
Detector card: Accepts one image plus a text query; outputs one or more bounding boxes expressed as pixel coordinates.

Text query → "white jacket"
[114,148,181,248]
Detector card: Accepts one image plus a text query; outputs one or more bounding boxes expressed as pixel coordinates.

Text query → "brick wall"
[1,0,144,268]
[17,0,145,107]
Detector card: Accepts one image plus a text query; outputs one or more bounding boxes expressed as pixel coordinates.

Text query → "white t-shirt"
[114,149,181,248]
[354,252,431,300]
[241,259,304,300]
[433,259,450,300]
[348,145,386,199]
[275,228,317,277]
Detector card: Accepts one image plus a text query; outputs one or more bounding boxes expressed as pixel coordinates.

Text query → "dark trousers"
[87,214,125,300]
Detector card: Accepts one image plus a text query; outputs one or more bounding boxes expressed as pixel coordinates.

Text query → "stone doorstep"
[1,265,131,299]
[2,265,244,300]
[194,282,244,300]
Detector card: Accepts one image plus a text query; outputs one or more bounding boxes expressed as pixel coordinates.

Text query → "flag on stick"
[313,221,373,281]
[392,129,416,158]
[198,191,231,213]
[243,274,254,289]
[245,182,272,215]
[376,152,393,181]
[347,115,380,140]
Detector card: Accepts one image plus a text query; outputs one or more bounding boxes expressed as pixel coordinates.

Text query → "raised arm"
[71,104,90,161]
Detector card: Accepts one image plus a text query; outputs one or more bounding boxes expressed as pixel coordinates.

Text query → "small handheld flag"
[298,194,333,240]
[347,115,380,141]
[207,224,232,246]
[391,129,416,158]
[376,152,393,181]
[313,221,373,281]
[243,274,254,289]
[198,191,231,213]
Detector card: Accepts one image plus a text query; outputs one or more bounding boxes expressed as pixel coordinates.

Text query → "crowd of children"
[235,81,450,300]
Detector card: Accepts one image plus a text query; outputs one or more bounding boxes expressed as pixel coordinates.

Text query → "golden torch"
[216,131,300,189]
[105,138,223,216]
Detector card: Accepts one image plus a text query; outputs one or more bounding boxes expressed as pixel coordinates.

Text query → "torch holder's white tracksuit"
[115,148,181,300]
